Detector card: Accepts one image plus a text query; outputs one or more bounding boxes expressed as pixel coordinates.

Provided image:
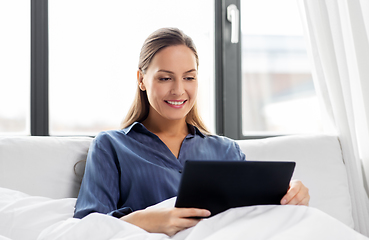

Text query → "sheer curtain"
[298,0,369,236]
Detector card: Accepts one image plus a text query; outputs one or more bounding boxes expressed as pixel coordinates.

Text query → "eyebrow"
[157,69,197,74]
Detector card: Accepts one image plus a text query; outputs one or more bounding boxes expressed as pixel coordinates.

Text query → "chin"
[161,112,189,121]
[164,116,188,121]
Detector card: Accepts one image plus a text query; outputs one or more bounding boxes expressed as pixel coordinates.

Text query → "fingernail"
[281,199,287,205]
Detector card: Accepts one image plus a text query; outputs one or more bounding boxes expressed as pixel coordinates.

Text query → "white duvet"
[0,187,367,240]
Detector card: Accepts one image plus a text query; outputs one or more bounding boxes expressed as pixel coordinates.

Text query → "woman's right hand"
[120,207,211,236]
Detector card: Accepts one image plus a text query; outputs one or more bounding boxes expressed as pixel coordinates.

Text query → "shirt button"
[178,170,182,173]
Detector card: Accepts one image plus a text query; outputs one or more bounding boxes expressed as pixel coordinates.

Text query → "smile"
[165,100,187,106]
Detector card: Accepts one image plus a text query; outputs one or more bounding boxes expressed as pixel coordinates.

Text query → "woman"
[74,28,310,236]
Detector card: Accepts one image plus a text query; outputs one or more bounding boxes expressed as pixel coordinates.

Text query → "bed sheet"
[0,187,367,240]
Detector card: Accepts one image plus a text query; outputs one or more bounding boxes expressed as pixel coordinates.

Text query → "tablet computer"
[175,160,295,217]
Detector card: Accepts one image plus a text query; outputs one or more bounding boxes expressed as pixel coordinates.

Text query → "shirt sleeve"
[234,141,246,161]
[74,133,130,219]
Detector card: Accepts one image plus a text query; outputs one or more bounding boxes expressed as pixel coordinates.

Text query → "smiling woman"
[73,28,244,236]
[73,28,309,237]
[122,28,209,135]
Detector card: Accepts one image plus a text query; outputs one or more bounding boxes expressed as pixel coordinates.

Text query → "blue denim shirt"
[74,122,246,219]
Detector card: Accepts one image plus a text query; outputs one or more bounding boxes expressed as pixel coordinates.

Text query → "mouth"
[164,100,187,106]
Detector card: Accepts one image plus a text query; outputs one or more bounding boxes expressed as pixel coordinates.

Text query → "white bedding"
[0,188,367,240]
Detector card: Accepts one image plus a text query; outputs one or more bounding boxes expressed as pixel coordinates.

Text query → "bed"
[0,134,368,239]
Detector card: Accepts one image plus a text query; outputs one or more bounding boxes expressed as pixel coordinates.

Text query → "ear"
[137,70,146,91]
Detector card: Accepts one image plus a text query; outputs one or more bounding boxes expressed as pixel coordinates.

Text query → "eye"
[159,77,171,81]
[184,77,196,81]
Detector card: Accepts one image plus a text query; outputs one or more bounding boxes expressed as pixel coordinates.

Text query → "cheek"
[146,83,167,103]
[188,82,198,99]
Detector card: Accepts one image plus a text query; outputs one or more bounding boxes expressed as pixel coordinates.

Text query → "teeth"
[167,100,185,105]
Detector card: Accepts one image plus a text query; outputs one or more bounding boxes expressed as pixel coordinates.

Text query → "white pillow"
[236,134,354,228]
[0,135,354,228]
[0,136,93,199]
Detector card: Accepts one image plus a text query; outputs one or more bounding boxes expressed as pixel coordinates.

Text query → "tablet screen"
[175,160,295,217]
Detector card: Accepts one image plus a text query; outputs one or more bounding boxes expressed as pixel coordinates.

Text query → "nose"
[171,80,185,96]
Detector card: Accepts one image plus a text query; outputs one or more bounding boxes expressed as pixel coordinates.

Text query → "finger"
[167,213,203,236]
[297,194,310,206]
[286,194,303,205]
[165,219,199,237]
[176,217,202,229]
[174,208,211,218]
[297,198,310,206]
[281,185,300,205]
[295,184,310,206]
[282,181,310,206]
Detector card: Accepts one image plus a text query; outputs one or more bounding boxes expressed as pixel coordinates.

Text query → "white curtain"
[297,0,369,236]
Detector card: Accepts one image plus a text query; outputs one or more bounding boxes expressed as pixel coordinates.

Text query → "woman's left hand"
[280,180,310,206]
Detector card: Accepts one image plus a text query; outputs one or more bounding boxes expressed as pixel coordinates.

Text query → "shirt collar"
[187,124,206,138]
[122,121,206,138]
[121,122,146,135]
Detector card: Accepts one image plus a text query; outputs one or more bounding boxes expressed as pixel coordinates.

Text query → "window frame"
[215,0,279,139]
[215,0,242,140]
[31,0,49,136]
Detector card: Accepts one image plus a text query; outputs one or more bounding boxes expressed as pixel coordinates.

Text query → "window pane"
[49,0,214,135]
[0,1,30,135]
[241,0,322,135]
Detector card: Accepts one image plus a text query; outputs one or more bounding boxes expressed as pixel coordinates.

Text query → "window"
[49,0,214,135]
[0,1,30,135]
[4,0,322,138]
[241,0,322,135]
[217,0,323,139]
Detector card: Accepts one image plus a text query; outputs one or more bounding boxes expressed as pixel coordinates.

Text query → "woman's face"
[139,45,198,122]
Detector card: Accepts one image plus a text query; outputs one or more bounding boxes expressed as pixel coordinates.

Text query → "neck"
[142,112,188,137]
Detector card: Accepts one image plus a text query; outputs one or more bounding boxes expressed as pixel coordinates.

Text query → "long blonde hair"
[121,28,210,134]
